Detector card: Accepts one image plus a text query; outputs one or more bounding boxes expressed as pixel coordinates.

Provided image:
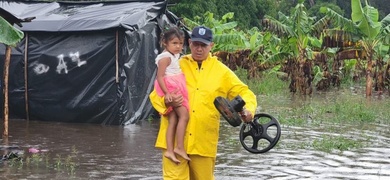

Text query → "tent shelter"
[0,0,181,125]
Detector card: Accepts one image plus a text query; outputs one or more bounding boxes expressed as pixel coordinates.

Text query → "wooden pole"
[3,45,11,137]
[115,30,119,83]
[24,33,29,121]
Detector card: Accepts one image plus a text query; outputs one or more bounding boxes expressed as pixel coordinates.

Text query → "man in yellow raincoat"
[149,25,257,180]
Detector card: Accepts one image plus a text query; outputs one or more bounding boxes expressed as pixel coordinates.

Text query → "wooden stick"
[24,33,29,121]
[115,30,119,83]
[3,46,11,137]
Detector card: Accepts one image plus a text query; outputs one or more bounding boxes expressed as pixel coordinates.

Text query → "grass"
[311,135,366,153]
[235,68,288,96]
[8,145,79,175]
[235,68,390,153]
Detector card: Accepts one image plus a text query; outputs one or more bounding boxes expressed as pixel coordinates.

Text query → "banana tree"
[374,43,390,93]
[184,12,247,52]
[185,11,274,77]
[321,0,390,96]
[262,0,328,94]
[0,16,24,137]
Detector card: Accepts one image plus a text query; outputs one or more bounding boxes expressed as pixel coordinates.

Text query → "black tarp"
[0,0,180,125]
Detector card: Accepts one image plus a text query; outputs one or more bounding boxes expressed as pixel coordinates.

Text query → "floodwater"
[0,116,389,180]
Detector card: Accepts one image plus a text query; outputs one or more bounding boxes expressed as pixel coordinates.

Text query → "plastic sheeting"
[0,0,180,125]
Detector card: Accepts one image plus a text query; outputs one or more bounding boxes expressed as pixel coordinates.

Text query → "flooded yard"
[216,122,390,179]
[1,87,390,179]
[0,116,389,180]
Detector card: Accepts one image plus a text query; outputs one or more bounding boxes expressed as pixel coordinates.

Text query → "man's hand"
[239,109,253,123]
[164,89,183,108]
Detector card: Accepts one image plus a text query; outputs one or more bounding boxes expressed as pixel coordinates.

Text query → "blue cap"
[191,26,213,45]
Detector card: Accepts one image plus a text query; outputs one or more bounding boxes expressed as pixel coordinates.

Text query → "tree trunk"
[366,57,373,96]
[288,59,298,93]
[374,59,384,95]
[3,46,10,137]
[386,64,390,96]
[297,47,312,95]
[332,57,341,87]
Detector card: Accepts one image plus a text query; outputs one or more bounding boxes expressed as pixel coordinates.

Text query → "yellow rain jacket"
[149,53,257,158]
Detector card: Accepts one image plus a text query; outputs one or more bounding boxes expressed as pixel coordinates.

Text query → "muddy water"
[0,120,162,180]
[216,122,390,179]
[0,117,389,180]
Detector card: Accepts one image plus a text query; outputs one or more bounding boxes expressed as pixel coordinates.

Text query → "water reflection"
[1,120,162,180]
[0,118,389,179]
[216,121,390,180]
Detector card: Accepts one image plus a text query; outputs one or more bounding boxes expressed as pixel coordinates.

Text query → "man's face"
[189,40,214,62]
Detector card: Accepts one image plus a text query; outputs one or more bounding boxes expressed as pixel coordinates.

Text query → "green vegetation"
[169,0,390,29]
[8,145,79,175]
[311,135,366,153]
[236,69,389,153]
[182,0,390,97]
[21,0,389,156]
[236,67,288,95]
[169,0,278,29]
[239,70,390,125]
[0,17,24,46]
[284,134,369,153]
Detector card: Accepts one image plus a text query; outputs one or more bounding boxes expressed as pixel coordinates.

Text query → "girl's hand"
[165,94,173,102]
[164,90,183,107]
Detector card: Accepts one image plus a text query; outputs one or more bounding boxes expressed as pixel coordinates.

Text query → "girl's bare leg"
[173,106,190,161]
[164,112,180,164]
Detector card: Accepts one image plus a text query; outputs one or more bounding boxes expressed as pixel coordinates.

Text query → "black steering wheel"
[239,113,281,153]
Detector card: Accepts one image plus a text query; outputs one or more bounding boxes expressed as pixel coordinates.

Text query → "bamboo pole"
[24,33,29,121]
[115,30,119,83]
[3,45,11,137]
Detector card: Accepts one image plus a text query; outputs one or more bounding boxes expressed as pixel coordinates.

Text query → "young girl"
[154,27,190,163]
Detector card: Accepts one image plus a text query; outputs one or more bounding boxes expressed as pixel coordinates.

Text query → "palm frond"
[213,22,237,34]
[183,17,199,29]
[262,15,295,37]
[213,33,246,52]
[380,14,390,44]
[263,51,291,64]
[277,12,291,25]
[0,17,24,46]
[351,0,381,39]
[382,14,390,28]
[312,16,330,37]
[291,3,312,35]
[322,8,358,35]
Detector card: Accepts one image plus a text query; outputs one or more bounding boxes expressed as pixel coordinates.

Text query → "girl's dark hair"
[160,26,184,47]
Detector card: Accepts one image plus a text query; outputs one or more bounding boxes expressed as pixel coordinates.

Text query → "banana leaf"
[0,16,24,46]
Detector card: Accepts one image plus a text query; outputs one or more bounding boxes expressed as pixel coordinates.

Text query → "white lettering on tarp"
[31,51,87,75]
[31,61,50,75]
[56,54,68,74]
[69,52,87,67]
